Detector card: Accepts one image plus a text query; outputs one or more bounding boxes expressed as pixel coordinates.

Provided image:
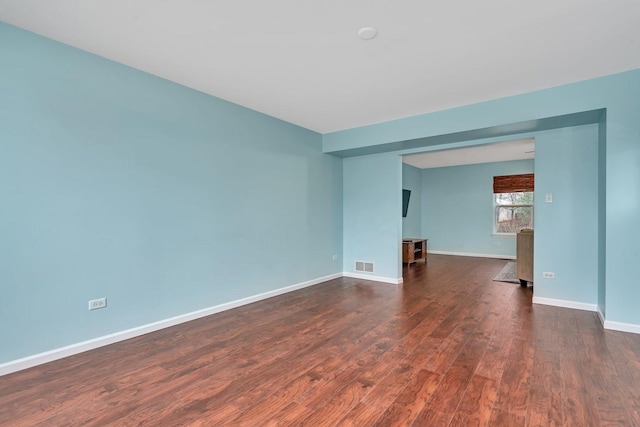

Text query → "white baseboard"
[0,272,343,377]
[532,296,598,312]
[343,272,403,285]
[580,306,640,335]
[428,250,516,260]
[603,319,640,335]
[517,297,640,335]
[594,306,640,335]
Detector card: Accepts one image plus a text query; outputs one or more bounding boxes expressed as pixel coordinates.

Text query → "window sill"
[492,233,516,238]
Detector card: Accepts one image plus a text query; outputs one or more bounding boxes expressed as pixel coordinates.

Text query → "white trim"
[603,320,640,335]
[547,301,640,335]
[428,250,516,260]
[0,272,343,377]
[491,233,516,238]
[532,296,598,312]
[343,272,403,285]
[591,306,640,335]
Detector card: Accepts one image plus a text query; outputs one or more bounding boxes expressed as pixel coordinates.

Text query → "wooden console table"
[402,238,427,265]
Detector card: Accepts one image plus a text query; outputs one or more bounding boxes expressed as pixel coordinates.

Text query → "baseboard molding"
[603,319,640,335]
[428,250,516,260]
[520,297,640,335]
[594,306,640,335]
[532,296,598,312]
[343,272,403,285]
[0,272,343,377]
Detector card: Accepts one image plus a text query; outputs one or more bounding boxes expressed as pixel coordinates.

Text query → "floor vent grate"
[355,261,374,273]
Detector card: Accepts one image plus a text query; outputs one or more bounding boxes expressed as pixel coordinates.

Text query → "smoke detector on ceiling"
[358,27,378,40]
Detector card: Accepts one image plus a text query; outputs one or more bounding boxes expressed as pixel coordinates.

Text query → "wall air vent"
[355,261,374,273]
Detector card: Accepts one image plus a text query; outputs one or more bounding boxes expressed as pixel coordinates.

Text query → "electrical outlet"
[332,254,338,260]
[494,241,501,246]
[542,272,555,279]
[88,298,107,311]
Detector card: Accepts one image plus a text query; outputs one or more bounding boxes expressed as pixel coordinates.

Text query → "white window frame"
[493,192,534,236]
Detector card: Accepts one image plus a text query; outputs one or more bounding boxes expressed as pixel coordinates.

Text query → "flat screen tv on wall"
[402,189,411,217]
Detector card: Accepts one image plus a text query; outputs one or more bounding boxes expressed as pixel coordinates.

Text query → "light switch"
[545,193,553,203]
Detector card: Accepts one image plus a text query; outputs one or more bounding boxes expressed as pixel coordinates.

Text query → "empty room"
[2,1,640,425]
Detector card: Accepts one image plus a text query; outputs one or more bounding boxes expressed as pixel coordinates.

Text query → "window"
[493,173,534,234]
[494,192,533,233]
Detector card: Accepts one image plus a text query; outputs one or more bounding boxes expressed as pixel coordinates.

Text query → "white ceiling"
[403,138,535,169]
[1,1,639,134]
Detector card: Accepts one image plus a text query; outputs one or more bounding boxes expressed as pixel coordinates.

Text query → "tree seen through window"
[495,192,533,233]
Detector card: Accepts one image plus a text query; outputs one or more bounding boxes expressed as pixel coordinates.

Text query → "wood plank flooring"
[2,255,640,426]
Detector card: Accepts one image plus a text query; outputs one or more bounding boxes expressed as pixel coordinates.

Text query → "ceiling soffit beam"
[325,109,605,158]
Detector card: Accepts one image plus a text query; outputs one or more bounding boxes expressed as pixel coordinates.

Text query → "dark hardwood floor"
[2,255,640,426]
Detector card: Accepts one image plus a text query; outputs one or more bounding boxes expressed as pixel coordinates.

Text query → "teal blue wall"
[421,160,534,257]
[325,69,640,327]
[534,125,599,305]
[2,19,639,366]
[604,94,640,325]
[402,163,422,238]
[0,23,343,363]
[343,154,402,281]
[598,113,607,316]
